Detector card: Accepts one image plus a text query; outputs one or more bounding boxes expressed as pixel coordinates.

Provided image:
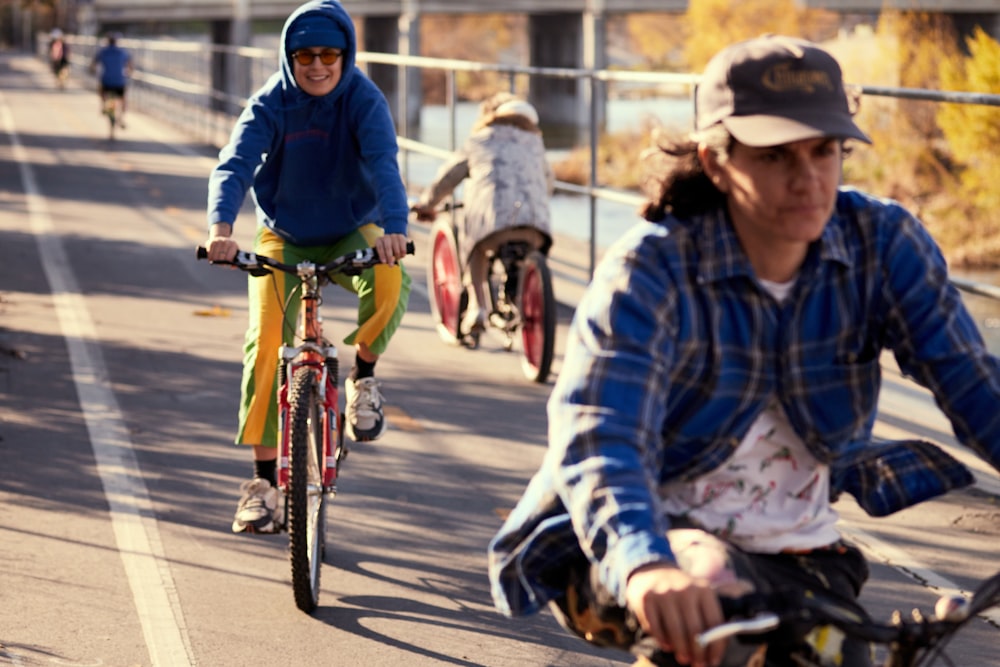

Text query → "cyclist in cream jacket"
[414,93,554,338]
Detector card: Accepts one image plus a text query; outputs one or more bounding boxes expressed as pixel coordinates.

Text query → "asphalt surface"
[1,51,998,666]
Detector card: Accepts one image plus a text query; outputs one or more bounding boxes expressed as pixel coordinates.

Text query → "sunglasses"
[291,49,343,66]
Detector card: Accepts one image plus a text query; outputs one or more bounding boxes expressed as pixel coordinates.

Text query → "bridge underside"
[89,1,689,23]
[87,0,1000,22]
[81,0,1000,147]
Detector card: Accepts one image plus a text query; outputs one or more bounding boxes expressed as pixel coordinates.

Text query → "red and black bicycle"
[198,242,413,613]
[424,203,556,383]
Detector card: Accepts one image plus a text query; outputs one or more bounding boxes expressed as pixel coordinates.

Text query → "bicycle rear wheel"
[106,102,116,140]
[427,217,464,344]
[287,366,326,613]
[518,251,555,383]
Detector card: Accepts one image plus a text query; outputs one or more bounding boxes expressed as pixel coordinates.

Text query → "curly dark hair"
[639,126,855,222]
[639,125,731,222]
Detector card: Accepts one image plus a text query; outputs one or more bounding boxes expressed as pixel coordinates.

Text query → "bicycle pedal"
[237,522,282,535]
[461,332,481,349]
[254,522,284,535]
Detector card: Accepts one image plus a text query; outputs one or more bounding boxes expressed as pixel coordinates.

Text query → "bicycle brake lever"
[231,250,273,276]
[696,613,781,648]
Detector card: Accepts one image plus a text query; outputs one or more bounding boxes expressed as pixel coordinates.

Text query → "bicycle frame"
[102,91,123,139]
[275,263,340,494]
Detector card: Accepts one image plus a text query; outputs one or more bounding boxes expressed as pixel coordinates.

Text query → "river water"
[406,97,690,246]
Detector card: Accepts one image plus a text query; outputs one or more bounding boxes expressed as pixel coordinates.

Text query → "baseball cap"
[695,35,871,147]
[287,14,347,52]
[494,100,539,126]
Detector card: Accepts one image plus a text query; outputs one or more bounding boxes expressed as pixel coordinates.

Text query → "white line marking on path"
[1,92,196,667]
[843,524,1000,626]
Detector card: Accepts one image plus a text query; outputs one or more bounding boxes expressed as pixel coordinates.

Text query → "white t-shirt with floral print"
[659,277,841,553]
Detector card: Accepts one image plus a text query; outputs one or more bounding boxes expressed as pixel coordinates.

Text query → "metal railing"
[50,34,1000,289]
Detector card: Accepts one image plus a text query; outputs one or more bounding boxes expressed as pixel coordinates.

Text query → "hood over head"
[286,13,347,52]
[279,0,357,104]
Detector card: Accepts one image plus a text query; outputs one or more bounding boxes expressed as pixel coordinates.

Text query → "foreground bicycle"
[690,569,1000,666]
[424,202,556,383]
[197,241,414,613]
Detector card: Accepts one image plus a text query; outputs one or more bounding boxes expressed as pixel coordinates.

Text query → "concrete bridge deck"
[85,0,1000,22]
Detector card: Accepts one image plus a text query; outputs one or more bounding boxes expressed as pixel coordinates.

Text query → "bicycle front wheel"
[427,218,464,344]
[518,251,555,383]
[287,366,326,613]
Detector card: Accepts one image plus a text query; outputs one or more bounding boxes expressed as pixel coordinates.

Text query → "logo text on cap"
[762,63,834,94]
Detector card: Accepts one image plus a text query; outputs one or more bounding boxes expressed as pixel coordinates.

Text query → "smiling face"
[702,136,844,280]
[291,48,343,97]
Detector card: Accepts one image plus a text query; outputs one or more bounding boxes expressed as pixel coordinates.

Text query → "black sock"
[350,356,376,380]
[254,459,277,487]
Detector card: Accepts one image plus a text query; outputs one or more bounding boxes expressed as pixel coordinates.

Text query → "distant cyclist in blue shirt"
[488,35,1000,667]
[89,32,133,128]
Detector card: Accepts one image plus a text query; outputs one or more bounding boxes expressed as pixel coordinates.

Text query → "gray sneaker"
[345,376,387,442]
[232,478,283,534]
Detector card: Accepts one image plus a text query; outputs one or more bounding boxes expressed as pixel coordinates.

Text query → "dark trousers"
[548,528,872,667]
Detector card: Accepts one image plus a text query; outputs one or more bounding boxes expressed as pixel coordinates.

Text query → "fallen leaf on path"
[194,305,231,317]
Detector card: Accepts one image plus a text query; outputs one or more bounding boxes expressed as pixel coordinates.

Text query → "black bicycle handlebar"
[706,588,900,647]
[408,200,463,213]
[700,570,1000,658]
[196,241,415,278]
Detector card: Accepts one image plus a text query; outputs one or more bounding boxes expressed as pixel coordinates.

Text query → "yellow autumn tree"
[682,0,837,71]
[838,12,961,206]
[935,27,1000,266]
[420,14,522,103]
[624,13,688,70]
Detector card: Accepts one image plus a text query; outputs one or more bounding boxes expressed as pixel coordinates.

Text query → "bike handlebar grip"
[196,246,208,260]
[695,613,781,648]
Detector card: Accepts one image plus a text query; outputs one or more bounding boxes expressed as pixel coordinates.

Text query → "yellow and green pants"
[235,225,410,448]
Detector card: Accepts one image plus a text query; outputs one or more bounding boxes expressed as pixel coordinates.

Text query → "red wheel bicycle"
[422,203,556,384]
[427,216,464,345]
[198,242,414,613]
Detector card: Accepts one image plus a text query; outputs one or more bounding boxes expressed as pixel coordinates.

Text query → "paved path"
[1,52,998,667]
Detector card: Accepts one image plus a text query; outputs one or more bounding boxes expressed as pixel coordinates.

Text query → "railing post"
[584,0,606,279]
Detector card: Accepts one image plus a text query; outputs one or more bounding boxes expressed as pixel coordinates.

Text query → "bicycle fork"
[275,344,341,494]
[489,243,528,335]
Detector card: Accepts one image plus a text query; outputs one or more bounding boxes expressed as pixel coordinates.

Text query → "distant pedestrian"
[47,28,70,89]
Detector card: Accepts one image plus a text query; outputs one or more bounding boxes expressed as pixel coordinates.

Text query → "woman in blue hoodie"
[203,0,412,534]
